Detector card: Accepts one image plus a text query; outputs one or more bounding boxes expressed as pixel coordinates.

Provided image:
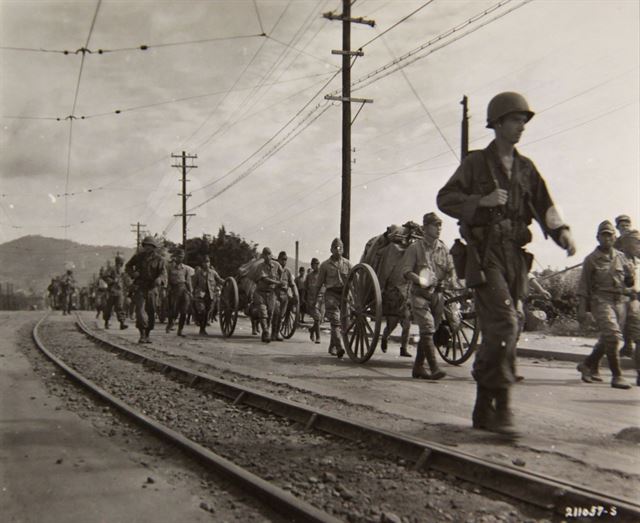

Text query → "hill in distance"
[0,235,135,294]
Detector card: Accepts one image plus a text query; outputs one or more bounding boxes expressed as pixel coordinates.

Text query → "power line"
[253,0,266,34]
[0,33,264,55]
[191,67,341,195]
[359,0,435,50]
[378,30,459,162]
[343,0,531,94]
[64,0,102,239]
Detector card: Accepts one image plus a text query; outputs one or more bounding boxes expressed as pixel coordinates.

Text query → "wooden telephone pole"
[130,222,147,251]
[323,1,374,258]
[171,151,197,249]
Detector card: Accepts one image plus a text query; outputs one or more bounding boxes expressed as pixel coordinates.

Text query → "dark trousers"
[472,263,521,389]
[104,292,126,323]
[135,288,157,332]
[169,284,191,329]
[194,295,212,328]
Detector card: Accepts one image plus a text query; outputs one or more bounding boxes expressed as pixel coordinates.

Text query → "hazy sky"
[1,0,638,270]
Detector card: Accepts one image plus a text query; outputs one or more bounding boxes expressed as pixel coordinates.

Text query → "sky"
[0,0,638,271]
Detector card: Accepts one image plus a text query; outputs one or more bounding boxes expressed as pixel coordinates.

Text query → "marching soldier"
[378,225,412,358]
[577,222,635,389]
[192,256,224,336]
[95,268,109,319]
[305,258,322,344]
[166,249,193,337]
[437,92,576,435]
[272,251,295,342]
[251,247,282,343]
[400,213,453,379]
[295,267,307,324]
[316,238,352,358]
[103,254,129,330]
[125,236,166,344]
[60,269,76,315]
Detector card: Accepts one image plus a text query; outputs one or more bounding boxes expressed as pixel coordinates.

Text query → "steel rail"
[73,314,640,521]
[32,313,340,523]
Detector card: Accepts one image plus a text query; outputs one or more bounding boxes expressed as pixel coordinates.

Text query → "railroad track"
[33,313,640,522]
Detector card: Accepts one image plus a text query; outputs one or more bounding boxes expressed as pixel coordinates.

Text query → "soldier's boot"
[576,361,593,383]
[177,317,186,337]
[472,385,496,430]
[104,320,110,330]
[271,317,283,342]
[260,320,271,343]
[607,350,631,389]
[138,329,146,344]
[380,336,388,353]
[251,319,259,336]
[308,324,316,342]
[119,321,128,330]
[144,328,152,343]
[165,320,173,333]
[199,325,208,336]
[423,337,446,380]
[620,343,633,358]
[399,328,412,358]
[589,361,603,382]
[636,372,640,387]
[314,323,321,344]
[492,388,520,437]
[334,331,346,359]
[412,339,431,379]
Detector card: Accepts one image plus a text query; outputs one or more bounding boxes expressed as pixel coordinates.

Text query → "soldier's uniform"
[400,214,454,379]
[103,255,129,330]
[125,236,167,343]
[166,252,193,336]
[294,269,307,323]
[251,248,282,343]
[95,269,108,318]
[378,227,412,357]
[436,92,575,434]
[317,238,352,358]
[272,252,294,342]
[577,222,634,389]
[192,259,224,335]
[60,270,76,315]
[305,259,322,343]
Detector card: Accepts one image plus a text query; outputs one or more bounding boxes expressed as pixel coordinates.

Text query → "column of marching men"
[50,91,640,438]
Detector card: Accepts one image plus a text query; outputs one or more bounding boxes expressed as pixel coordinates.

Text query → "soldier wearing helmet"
[437,92,576,436]
[576,222,634,390]
[305,258,323,344]
[250,247,282,343]
[102,253,129,330]
[316,238,352,358]
[60,267,76,315]
[125,235,167,343]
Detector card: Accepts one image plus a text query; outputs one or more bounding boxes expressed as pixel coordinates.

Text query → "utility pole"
[460,95,469,160]
[323,2,374,259]
[130,222,147,252]
[294,240,299,275]
[172,151,197,249]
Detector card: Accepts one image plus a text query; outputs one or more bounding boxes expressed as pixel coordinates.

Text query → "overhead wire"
[190,2,294,151]
[64,0,102,239]
[378,29,459,162]
[358,0,435,50]
[253,0,266,34]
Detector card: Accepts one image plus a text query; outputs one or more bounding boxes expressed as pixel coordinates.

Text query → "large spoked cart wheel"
[280,284,299,340]
[219,277,239,338]
[433,288,479,365]
[340,263,383,363]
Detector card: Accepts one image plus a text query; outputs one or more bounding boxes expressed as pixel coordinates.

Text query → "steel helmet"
[486,92,534,129]
[114,253,125,263]
[141,235,158,248]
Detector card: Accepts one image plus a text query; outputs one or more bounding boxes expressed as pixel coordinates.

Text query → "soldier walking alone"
[125,236,167,344]
[437,92,576,435]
